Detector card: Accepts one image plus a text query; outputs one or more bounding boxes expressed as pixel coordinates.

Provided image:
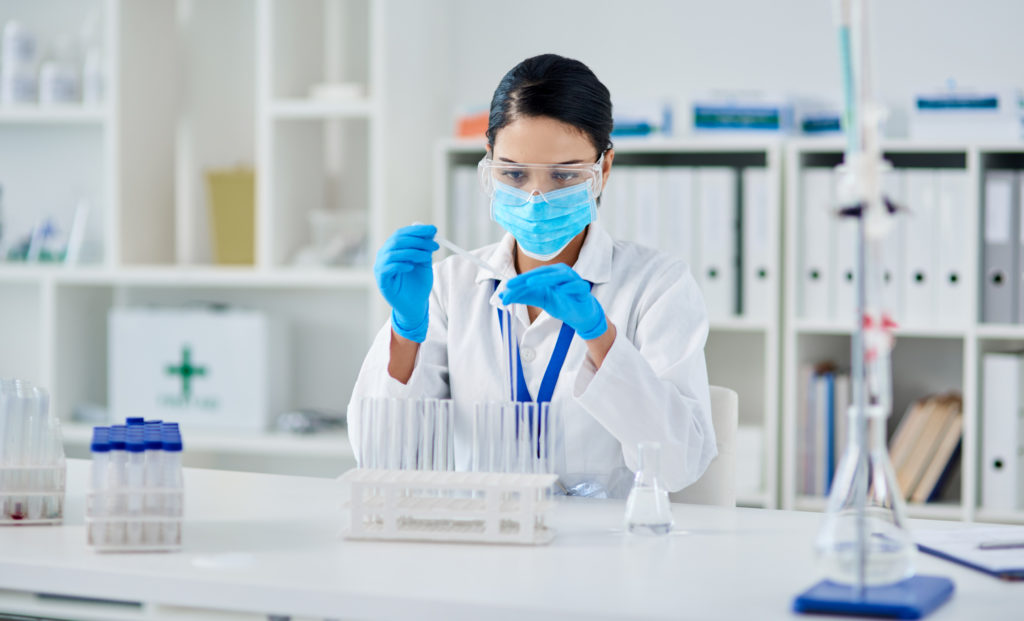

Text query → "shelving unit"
[781,139,1024,525]
[434,137,784,509]
[0,0,385,475]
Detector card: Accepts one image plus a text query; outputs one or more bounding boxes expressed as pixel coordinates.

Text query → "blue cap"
[145,420,163,427]
[126,434,146,453]
[144,428,163,450]
[90,427,111,453]
[162,435,183,452]
[126,417,145,425]
[109,425,127,450]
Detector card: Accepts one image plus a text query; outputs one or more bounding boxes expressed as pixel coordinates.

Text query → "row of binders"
[796,362,962,504]
[982,171,1024,324]
[799,168,970,327]
[981,352,1024,512]
[449,165,777,322]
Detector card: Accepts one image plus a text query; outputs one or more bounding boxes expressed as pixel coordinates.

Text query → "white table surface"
[0,460,1022,621]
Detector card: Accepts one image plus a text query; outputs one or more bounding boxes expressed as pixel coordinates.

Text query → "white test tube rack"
[0,462,66,525]
[340,469,558,545]
[85,487,184,552]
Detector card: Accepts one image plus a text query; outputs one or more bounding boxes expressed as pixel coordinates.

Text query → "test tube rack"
[341,469,558,545]
[85,488,184,552]
[0,462,66,525]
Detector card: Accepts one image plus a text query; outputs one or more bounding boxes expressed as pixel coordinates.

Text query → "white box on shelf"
[631,166,663,251]
[981,352,1024,512]
[696,167,738,320]
[935,170,971,327]
[659,166,697,266]
[798,168,835,321]
[882,170,907,322]
[742,167,775,321]
[902,169,939,327]
[108,307,288,432]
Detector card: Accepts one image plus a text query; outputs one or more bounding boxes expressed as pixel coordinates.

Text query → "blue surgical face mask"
[490,180,598,260]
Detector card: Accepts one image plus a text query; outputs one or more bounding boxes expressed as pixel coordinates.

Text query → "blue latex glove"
[499,264,608,340]
[373,224,439,343]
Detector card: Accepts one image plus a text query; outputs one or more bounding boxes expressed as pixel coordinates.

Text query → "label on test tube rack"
[0,379,67,526]
[85,419,184,552]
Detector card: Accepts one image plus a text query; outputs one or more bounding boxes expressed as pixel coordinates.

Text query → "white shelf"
[267,98,377,120]
[974,509,1024,525]
[109,266,373,289]
[794,496,963,520]
[736,491,770,507]
[793,320,969,339]
[62,423,353,460]
[0,265,373,289]
[0,106,109,124]
[975,324,1024,340]
[436,135,785,155]
[710,317,772,333]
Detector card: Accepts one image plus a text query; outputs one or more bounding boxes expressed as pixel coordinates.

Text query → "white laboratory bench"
[0,460,1021,621]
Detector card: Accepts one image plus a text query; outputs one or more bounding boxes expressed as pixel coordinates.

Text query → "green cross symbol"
[166,345,207,400]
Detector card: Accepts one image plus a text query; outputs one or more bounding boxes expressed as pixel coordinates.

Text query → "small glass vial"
[624,441,674,535]
[816,405,916,585]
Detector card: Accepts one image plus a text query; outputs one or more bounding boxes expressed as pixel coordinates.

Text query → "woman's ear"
[601,149,615,193]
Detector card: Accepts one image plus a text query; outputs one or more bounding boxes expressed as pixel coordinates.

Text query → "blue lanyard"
[493,280,580,404]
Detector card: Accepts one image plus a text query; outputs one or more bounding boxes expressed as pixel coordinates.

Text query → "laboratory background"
[3,0,1024,516]
[1,0,1024,617]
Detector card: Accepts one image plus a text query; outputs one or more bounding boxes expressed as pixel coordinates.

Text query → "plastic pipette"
[411,222,504,280]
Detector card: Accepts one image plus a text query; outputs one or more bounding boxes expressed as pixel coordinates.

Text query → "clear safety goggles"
[477,154,605,204]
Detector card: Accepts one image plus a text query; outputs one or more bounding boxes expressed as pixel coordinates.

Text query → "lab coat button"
[520,347,536,362]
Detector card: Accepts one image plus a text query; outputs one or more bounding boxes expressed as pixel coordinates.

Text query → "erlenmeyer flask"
[624,442,674,535]
[816,405,916,585]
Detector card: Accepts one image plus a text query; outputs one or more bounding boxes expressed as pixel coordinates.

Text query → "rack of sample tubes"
[471,401,564,474]
[0,379,66,525]
[355,397,455,470]
[342,469,558,545]
[85,419,184,552]
[343,398,562,545]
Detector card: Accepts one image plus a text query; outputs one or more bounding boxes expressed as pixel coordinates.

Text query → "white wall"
[382,0,1024,225]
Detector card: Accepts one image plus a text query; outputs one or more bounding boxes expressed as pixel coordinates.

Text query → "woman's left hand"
[499,264,608,340]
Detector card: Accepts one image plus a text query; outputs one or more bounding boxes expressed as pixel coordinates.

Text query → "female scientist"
[349,53,716,498]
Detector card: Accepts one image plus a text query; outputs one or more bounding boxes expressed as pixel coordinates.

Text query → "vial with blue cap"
[125,429,146,545]
[88,427,110,546]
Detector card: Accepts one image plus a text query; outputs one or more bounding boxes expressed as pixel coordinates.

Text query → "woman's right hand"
[373,224,438,343]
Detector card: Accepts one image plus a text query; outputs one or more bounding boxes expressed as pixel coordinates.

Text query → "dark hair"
[486,54,613,157]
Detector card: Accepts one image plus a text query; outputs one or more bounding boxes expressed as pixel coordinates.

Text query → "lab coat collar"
[475,221,615,289]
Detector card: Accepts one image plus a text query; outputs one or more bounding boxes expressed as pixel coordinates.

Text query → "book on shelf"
[888,393,963,504]
[797,362,850,496]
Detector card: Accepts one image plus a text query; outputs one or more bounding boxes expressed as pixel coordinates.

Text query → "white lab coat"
[347,222,716,498]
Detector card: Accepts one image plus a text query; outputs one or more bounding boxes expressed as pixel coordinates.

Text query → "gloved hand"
[499,263,608,340]
[373,224,439,343]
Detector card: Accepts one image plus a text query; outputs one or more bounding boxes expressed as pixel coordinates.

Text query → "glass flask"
[816,405,916,585]
[624,442,674,535]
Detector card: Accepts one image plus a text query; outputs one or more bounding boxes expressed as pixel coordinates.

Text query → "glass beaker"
[624,441,674,535]
[816,405,916,585]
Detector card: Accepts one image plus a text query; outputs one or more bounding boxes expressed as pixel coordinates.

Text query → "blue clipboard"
[918,543,1024,582]
[793,575,955,619]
